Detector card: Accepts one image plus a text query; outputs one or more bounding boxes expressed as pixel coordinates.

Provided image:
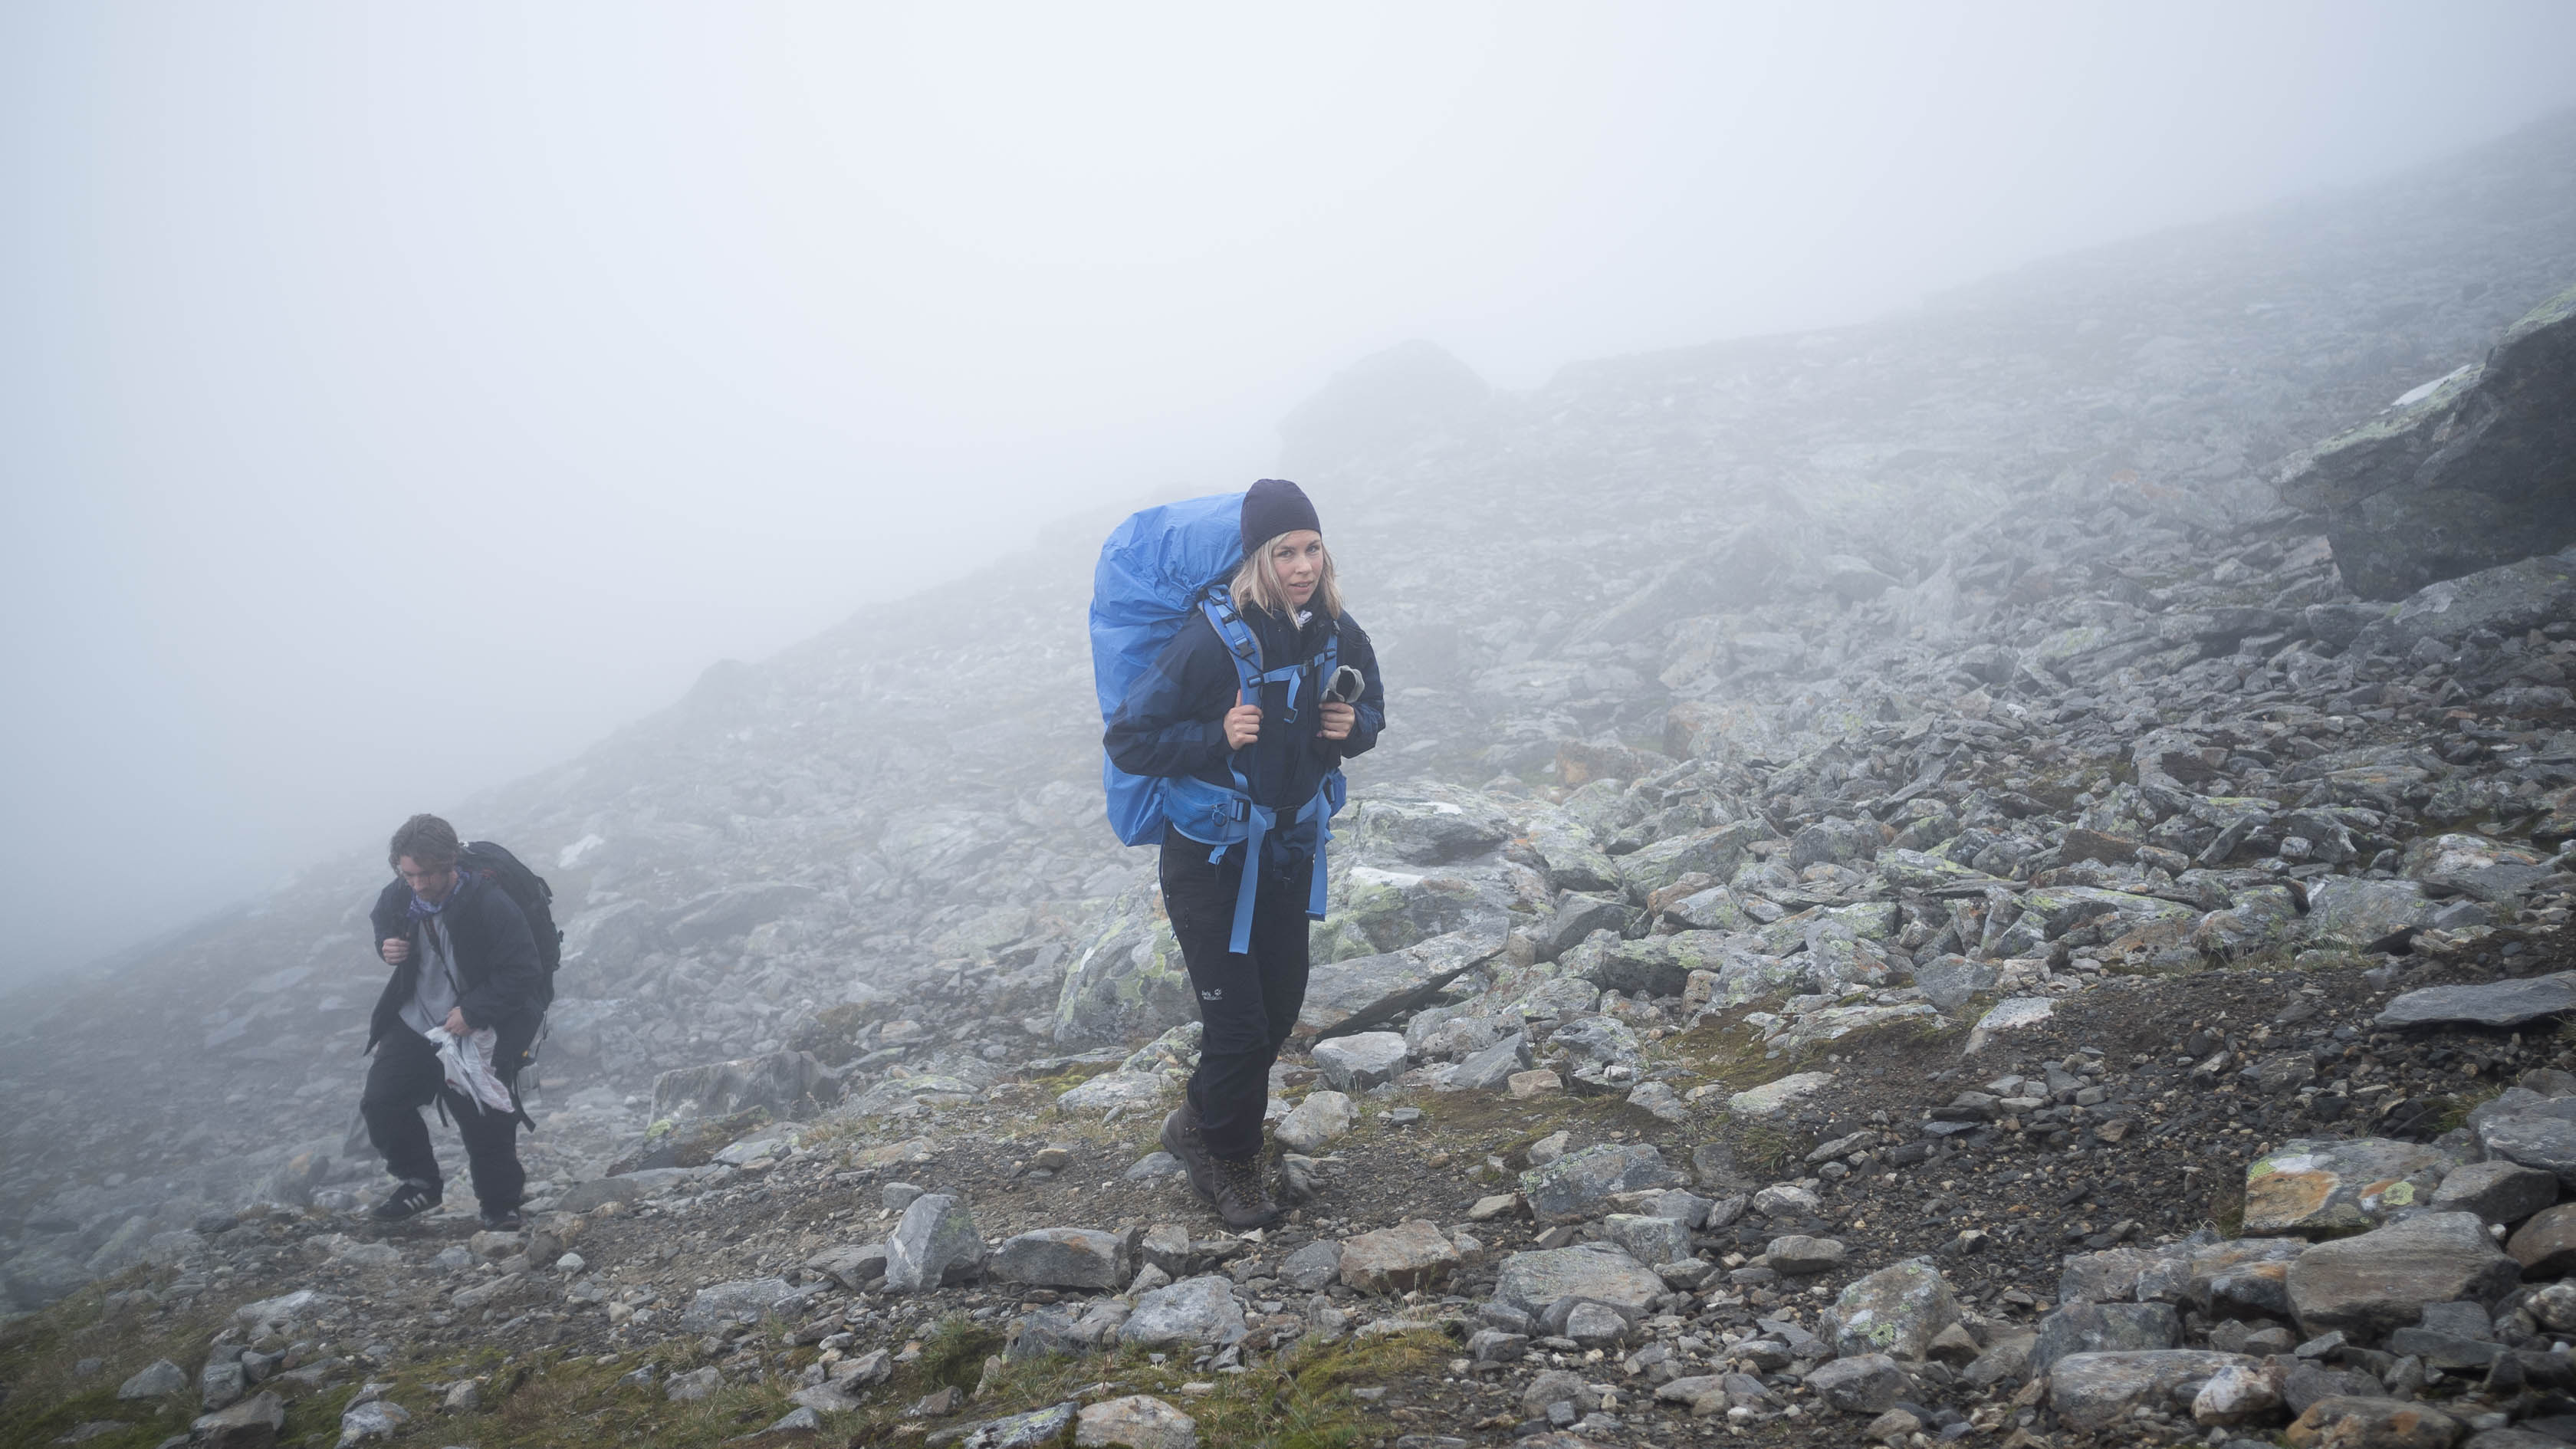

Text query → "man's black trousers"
[361,1029,524,1214]
[1160,827,1313,1162]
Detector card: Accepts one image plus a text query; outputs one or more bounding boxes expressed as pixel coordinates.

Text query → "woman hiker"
[1104,478,1385,1227]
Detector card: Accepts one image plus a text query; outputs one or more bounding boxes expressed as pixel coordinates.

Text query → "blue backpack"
[1091,491,1343,952]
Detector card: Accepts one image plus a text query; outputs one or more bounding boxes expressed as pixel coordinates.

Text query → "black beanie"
[1240,478,1321,557]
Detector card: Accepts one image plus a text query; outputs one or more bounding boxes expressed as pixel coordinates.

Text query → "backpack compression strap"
[1189,589,1340,953]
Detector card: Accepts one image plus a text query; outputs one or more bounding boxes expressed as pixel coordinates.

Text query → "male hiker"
[361,813,544,1228]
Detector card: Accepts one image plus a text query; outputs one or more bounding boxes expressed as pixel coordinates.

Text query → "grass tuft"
[915,1316,1006,1395]
[0,1286,222,1449]
[2430,1085,2502,1136]
[1730,1119,1809,1178]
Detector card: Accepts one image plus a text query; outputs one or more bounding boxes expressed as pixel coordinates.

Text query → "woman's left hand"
[1319,702,1355,741]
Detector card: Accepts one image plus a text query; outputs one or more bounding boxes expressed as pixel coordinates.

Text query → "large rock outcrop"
[2279,282,2576,599]
[1053,886,1194,1045]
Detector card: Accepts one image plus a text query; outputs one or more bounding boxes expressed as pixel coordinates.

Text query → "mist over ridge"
[0,101,2564,1156]
[10,3,2576,984]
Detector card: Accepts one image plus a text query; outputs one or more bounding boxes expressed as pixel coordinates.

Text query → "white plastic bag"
[429,1027,514,1115]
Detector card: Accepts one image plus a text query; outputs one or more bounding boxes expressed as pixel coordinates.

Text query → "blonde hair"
[1230,531,1343,619]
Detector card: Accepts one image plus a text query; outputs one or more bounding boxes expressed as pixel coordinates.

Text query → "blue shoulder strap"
[1198,588,1308,718]
[1186,589,1342,951]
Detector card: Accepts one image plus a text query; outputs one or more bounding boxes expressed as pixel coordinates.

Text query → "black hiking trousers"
[1160,826,1313,1162]
[361,1029,524,1214]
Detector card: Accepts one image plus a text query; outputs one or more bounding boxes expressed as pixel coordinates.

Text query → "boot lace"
[1214,1154,1272,1207]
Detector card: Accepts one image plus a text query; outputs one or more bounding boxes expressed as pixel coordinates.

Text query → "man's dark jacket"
[366,872,545,1077]
[1104,603,1385,846]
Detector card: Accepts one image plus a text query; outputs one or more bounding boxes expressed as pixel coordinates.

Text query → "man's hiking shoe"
[1211,1153,1280,1230]
[371,1181,441,1223]
[479,1206,524,1232]
[1161,1108,1218,1204]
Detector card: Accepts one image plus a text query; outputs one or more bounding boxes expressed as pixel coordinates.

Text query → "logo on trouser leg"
[1200,988,1223,1001]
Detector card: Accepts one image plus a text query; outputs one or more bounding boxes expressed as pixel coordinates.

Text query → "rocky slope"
[5,111,2576,1449]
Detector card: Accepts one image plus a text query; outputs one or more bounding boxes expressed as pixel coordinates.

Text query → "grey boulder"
[2275,283,2576,600]
[1914,955,1999,1014]
[804,1240,891,1292]
[665,1365,723,1401]
[1074,1394,1199,1449]
[989,1228,1123,1290]
[200,1355,247,1411]
[2476,1112,2576,1188]
[679,1276,802,1332]
[336,1397,410,1444]
[1764,1235,1847,1275]
[662,880,817,945]
[1277,1239,1342,1293]
[1005,1308,1085,1363]
[1271,1090,1355,1152]
[1117,1275,1244,1347]
[119,1359,187,1398]
[2029,1302,2182,1376]
[2048,1351,2258,1432]
[2285,1395,2466,1448]
[959,1401,1082,1449]
[1053,887,1196,1045]
[1519,1144,1681,1222]
[2286,1212,2519,1338]
[1295,928,1505,1037]
[1829,1259,1960,1362]
[1549,1016,1644,1070]
[649,1050,842,1121]
[1446,1033,1533,1090]
[1489,1245,1668,1319]
[885,1194,984,1293]
[2434,1160,2561,1224]
[2378,972,2576,1030]
[1789,817,1883,869]
[1338,791,1513,866]
[191,1389,286,1449]
[1598,1214,1691,1269]
[2305,879,2443,950]
[1336,1221,1460,1294]
[2241,1137,2459,1236]
[1312,1032,1409,1092]
[1803,1353,1907,1414]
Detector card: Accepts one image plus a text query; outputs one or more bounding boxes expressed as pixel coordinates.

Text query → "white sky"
[5,2,2574,981]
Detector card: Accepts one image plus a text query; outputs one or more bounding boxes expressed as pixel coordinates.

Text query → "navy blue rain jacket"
[1104,603,1385,840]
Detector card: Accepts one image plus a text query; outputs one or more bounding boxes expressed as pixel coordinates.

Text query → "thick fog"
[3,2,2572,987]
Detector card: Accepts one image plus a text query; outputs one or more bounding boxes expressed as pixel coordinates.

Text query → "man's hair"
[1230,531,1343,619]
[389,813,462,869]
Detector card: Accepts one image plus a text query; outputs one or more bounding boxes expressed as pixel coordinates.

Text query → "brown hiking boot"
[1161,1107,1218,1204]
[1210,1152,1280,1230]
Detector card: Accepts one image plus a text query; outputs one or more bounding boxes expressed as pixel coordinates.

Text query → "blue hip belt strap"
[1164,775,1336,954]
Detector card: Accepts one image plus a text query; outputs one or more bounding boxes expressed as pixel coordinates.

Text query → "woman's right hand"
[1224,691,1262,750]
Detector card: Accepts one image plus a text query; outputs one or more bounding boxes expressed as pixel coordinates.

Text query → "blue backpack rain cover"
[1091,491,1247,847]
